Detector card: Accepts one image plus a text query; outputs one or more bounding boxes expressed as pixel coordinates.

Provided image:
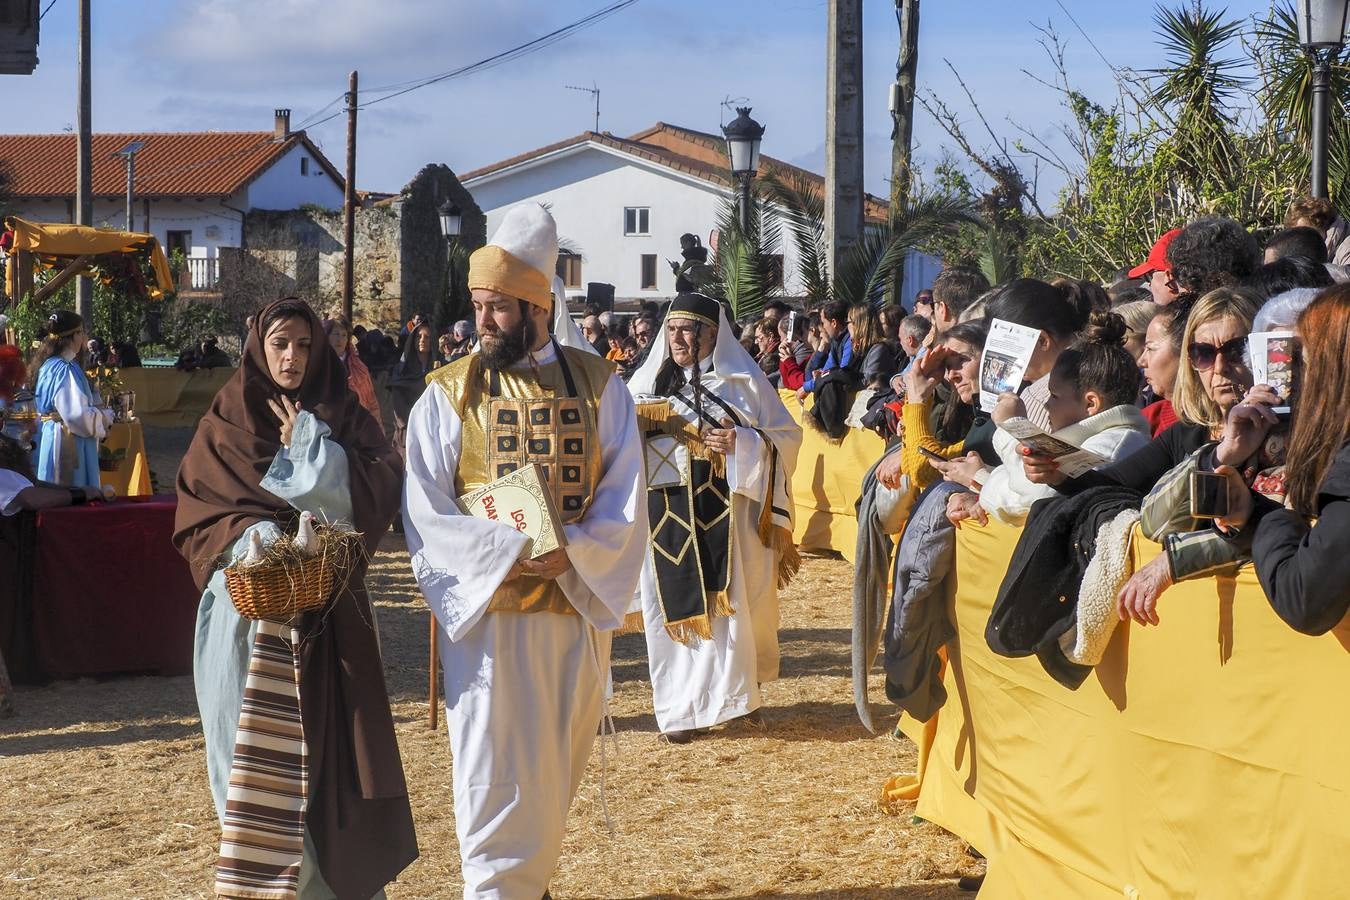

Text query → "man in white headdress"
[403,203,647,898]
[627,292,802,742]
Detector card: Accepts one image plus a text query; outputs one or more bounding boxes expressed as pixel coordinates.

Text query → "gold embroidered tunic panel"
[429,346,612,615]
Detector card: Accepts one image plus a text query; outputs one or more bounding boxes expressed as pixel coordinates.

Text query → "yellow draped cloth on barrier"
[4,216,175,298]
[118,367,235,427]
[100,421,151,497]
[904,517,1350,898]
[779,389,887,562]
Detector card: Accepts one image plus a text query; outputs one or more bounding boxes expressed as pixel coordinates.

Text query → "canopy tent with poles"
[2,216,175,307]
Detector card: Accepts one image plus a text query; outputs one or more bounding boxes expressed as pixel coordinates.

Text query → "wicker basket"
[224,549,338,623]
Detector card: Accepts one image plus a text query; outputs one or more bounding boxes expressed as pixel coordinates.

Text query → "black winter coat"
[1242,441,1350,635]
[987,485,1142,688]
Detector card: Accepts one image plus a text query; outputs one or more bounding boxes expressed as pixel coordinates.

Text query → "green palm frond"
[1253,2,1350,144]
[758,170,831,304]
[1147,4,1246,192]
[978,228,1019,285]
[711,192,783,321]
[835,193,979,307]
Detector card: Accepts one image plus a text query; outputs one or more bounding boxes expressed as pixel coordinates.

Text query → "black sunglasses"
[1187,336,1247,370]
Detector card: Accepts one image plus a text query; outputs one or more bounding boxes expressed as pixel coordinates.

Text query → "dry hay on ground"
[0,540,977,898]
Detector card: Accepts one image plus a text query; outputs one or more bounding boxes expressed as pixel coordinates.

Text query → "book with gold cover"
[456,462,568,560]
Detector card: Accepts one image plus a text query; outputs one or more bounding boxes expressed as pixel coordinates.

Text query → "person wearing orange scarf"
[323,315,384,435]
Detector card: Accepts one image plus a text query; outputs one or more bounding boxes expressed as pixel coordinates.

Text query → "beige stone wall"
[230,205,405,330]
[225,164,484,333]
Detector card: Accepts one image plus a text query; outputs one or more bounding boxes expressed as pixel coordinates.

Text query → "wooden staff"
[428,611,439,730]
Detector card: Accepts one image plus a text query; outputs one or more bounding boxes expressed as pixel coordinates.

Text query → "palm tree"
[1146,4,1246,200]
[1252,1,1350,213]
[710,191,783,322]
[758,170,977,306]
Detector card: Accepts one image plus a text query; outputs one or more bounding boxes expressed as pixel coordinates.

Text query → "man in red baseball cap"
[1129,228,1183,305]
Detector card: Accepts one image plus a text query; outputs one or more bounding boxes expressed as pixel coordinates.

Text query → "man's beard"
[480,316,532,371]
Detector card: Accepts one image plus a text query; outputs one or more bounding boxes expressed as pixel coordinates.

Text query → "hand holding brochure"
[1248,330,1296,415]
[1001,418,1108,479]
[979,318,1041,412]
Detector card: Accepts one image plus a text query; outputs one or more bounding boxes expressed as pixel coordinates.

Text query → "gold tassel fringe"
[775,529,801,589]
[665,615,713,644]
[617,610,645,635]
[643,412,728,479]
[709,590,734,617]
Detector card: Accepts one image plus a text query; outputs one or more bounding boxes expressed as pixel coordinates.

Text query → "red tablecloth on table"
[29,495,199,678]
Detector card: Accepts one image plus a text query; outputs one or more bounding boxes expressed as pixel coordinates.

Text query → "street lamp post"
[438,200,463,331]
[722,107,765,236]
[1297,0,1350,199]
[112,140,146,231]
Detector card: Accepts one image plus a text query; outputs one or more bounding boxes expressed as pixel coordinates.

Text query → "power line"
[349,0,641,114]
[40,0,57,20]
[359,0,640,96]
[125,0,644,186]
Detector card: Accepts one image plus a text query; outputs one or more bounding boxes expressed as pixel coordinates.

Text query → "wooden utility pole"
[825,0,865,284]
[342,70,358,323]
[887,0,920,307]
[75,0,92,321]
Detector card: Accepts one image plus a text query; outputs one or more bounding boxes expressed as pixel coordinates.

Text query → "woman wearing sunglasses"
[1024,287,1265,624]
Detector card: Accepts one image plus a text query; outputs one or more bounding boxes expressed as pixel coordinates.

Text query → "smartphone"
[918,446,948,463]
[1189,470,1229,519]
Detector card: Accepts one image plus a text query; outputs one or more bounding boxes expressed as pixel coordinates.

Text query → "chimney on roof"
[274,109,291,140]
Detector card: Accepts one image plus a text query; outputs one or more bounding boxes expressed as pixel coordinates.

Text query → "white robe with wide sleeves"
[403,343,646,900]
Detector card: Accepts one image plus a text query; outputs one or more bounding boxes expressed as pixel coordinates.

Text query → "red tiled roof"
[462,122,889,222]
[0,131,343,199]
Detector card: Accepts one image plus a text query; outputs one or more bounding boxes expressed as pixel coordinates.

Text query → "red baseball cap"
[1128,228,1183,279]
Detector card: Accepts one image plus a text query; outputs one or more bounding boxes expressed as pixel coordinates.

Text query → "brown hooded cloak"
[173,297,417,898]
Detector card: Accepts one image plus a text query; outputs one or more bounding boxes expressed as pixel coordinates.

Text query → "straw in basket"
[223,523,363,624]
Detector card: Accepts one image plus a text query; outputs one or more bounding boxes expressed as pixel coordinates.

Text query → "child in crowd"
[948,312,1152,527]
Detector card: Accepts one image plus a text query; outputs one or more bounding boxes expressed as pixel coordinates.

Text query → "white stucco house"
[461,121,940,307]
[0,110,344,289]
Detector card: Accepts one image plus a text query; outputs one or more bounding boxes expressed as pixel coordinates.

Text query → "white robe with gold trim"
[635,369,801,733]
[403,343,646,899]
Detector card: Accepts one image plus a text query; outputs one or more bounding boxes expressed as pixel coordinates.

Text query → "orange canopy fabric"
[4,216,175,299]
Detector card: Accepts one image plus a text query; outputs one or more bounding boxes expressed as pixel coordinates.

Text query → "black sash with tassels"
[641,387,747,642]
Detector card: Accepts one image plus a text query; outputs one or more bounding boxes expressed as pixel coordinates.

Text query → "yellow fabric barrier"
[118,367,235,428]
[5,216,175,298]
[100,421,151,497]
[780,389,887,562]
[913,518,1350,898]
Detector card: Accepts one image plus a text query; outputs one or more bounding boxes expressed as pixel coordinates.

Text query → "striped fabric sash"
[214,620,309,900]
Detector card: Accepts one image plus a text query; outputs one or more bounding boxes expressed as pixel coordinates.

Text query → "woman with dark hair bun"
[954,311,1151,527]
[983,278,1089,430]
[30,309,112,489]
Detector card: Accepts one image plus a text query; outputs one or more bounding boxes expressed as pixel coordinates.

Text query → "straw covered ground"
[0,539,978,898]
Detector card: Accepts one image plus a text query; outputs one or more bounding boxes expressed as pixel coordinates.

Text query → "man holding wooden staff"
[403,203,647,899]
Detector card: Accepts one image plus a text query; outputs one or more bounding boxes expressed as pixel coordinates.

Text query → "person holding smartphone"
[1215,286,1350,634]
[875,321,1000,497]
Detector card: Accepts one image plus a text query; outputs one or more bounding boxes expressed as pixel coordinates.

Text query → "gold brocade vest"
[428,344,611,615]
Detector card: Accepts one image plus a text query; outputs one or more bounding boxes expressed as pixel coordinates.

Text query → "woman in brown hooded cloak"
[173,297,416,899]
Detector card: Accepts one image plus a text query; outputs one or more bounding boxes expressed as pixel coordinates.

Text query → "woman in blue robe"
[30,310,111,489]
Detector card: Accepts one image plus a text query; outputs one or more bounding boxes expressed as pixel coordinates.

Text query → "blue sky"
[14,0,1275,205]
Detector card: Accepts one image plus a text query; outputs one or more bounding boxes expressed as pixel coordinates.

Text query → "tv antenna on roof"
[566,82,600,133]
[719,96,751,128]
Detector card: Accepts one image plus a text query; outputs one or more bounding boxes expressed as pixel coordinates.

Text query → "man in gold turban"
[403,203,647,898]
